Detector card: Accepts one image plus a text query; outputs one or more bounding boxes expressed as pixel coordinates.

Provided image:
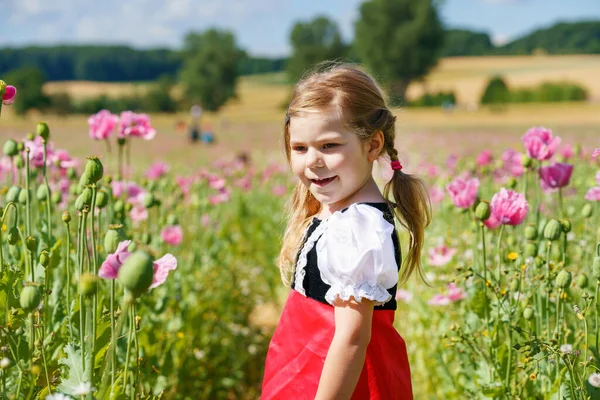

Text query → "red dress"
[261,203,414,399]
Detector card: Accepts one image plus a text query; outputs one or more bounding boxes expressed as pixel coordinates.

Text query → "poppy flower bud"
[582,204,593,218]
[556,270,572,289]
[0,80,5,95]
[67,167,77,180]
[113,200,124,213]
[560,219,571,233]
[25,236,37,252]
[96,190,108,209]
[523,307,534,320]
[7,226,20,246]
[6,185,21,203]
[506,177,517,189]
[104,224,125,254]
[143,193,155,209]
[524,243,538,258]
[20,286,41,312]
[117,251,154,299]
[3,139,18,157]
[521,155,532,168]
[75,187,92,211]
[166,214,179,226]
[475,201,490,221]
[83,156,103,184]
[62,211,71,223]
[125,203,133,212]
[36,122,50,141]
[51,190,62,205]
[593,256,600,279]
[39,250,50,268]
[577,274,589,289]
[79,273,98,297]
[543,219,562,241]
[15,156,24,169]
[18,188,29,205]
[524,224,537,240]
[36,184,49,201]
[141,232,151,245]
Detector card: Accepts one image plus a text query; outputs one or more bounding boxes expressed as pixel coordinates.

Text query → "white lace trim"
[293,220,328,296]
[324,283,392,306]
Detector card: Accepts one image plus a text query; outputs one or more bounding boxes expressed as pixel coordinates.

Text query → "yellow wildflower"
[508,252,519,261]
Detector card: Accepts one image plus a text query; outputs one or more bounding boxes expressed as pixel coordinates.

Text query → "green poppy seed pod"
[67,167,77,180]
[521,155,532,168]
[7,226,19,246]
[524,224,537,241]
[560,219,571,233]
[117,251,155,298]
[543,219,562,241]
[25,236,37,252]
[62,211,71,223]
[3,139,19,157]
[0,80,5,95]
[69,183,79,196]
[143,193,155,209]
[51,190,62,205]
[79,273,98,297]
[75,187,92,211]
[36,122,50,140]
[15,156,24,169]
[523,307,534,320]
[117,138,126,146]
[105,175,113,184]
[524,243,538,258]
[96,190,107,209]
[104,224,125,254]
[39,250,50,268]
[17,188,29,205]
[475,201,491,221]
[125,203,133,212]
[556,270,572,289]
[26,132,35,141]
[36,184,49,201]
[128,241,137,252]
[83,156,103,184]
[582,204,593,218]
[166,214,179,226]
[17,141,25,151]
[20,286,41,312]
[141,232,151,245]
[593,256,600,279]
[507,177,517,189]
[113,200,124,213]
[577,274,589,289]
[6,185,21,203]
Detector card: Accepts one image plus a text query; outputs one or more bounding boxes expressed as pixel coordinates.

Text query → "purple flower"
[522,127,561,161]
[539,163,573,190]
[2,85,16,105]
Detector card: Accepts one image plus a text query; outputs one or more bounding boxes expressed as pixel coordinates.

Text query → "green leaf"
[57,344,86,395]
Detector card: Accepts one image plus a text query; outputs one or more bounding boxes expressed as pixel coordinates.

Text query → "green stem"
[110,280,116,397]
[77,212,85,374]
[131,303,138,400]
[24,148,31,237]
[123,300,134,394]
[0,202,19,276]
[480,223,490,333]
[557,188,564,218]
[90,186,98,388]
[65,221,74,341]
[556,289,562,342]
[42,140,53,246]
[595,282,599,352]
[37,322,52,395]
[546,241,552,337]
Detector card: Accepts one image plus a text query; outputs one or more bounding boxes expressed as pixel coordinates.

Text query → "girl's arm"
[314,297,375,400]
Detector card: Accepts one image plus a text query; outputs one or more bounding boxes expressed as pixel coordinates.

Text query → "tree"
[4,67,49,115]
[287,16,348,83]
[441,29,493,57]
[480,76,510,105]
[179,29,243,112]
[354,0,444,105]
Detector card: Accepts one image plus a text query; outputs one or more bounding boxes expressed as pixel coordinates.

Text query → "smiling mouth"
[310,176,337,187]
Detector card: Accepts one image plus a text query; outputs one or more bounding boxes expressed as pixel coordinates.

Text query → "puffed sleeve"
[316,203,399,306]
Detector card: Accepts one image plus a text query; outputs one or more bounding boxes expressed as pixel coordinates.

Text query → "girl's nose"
[305,148,324,168]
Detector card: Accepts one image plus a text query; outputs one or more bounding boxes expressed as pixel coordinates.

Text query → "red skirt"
[262,290,413,399]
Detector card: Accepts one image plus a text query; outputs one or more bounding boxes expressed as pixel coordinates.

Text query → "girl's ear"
[366,130,385,162]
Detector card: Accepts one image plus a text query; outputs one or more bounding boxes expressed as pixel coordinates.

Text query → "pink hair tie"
[390,160,403,171]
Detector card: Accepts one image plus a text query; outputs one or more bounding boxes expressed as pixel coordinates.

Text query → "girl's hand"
[314,297,375,400]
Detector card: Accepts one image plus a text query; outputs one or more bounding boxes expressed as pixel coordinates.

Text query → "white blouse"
[295,203,399,306]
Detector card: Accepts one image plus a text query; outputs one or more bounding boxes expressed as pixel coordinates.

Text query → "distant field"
[3,54,600,174]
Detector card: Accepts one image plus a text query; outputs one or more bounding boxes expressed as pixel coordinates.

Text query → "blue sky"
[1,0,599,56]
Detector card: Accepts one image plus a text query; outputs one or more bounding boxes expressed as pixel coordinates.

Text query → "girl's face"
[289,111,381,215]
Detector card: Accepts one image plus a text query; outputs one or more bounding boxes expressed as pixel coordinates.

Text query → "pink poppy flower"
[591,148,600,158]
[483,213,502,229]
[271,185,287,196]
[149,253,178,289]
[446,155,458,171]
[234,177,252,191]
[2,85,16,105]
[585,187,600,201]
[88,110,118,140]
[24,136,54,169]
[208,175,226,190]
[446,176,480,209]
[130,205,148,222]
[209,188,231,205]
[428,245,457,267]
[447,283,466,302]
[539,163,573,190]
[428,294,450,306]
[51,148,78,170]
[99,240,131,279]
[559,144,574,160]
[145,162,170,180]
[490,188,529,226]
[429,186,445,204]
[521,127,561,161]
[161,225,183,246]
[502,149,524,177]
[119,111,156,140]
[395,289,413,303]
[476,150,493,167]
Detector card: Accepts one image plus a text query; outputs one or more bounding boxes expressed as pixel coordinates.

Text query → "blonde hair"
[277,63,431,285]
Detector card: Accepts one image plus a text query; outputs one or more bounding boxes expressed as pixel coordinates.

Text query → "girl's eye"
[293,146,307,152]
[323,143,339,149]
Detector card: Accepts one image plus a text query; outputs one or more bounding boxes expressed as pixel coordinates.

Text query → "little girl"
[261,64,431,399]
